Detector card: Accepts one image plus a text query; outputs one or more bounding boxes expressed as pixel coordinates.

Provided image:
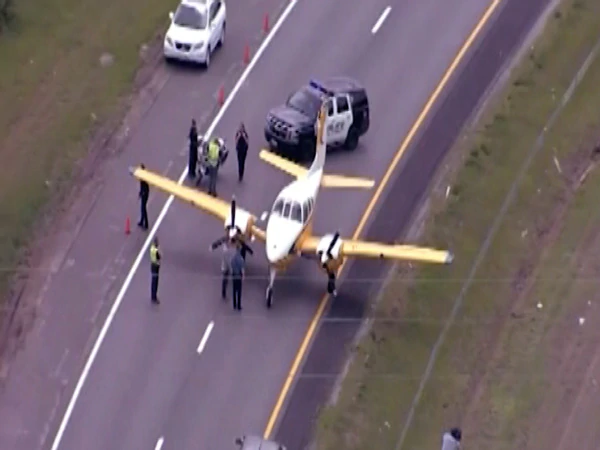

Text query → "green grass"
[314,0,600,448]
[0,0,178,297]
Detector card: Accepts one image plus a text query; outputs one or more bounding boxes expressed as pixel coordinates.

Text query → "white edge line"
[50,1,300,448]
[197,321,214,354]
[155,437,164,450]
[371,6,392,34]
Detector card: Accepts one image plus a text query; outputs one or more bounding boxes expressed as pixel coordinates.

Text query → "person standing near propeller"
[210,196,254,303]
[230,247,245,310]
[318,231,342,298]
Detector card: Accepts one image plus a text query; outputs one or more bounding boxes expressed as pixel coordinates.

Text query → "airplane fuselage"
[264,169,322,268]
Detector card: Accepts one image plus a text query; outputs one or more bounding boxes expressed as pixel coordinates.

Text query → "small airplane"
[130,91,454,308]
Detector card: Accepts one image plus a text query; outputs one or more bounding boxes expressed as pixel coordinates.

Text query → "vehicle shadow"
[164,58,207,73]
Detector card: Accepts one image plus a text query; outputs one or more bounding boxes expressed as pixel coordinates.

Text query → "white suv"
[163,0,226,67]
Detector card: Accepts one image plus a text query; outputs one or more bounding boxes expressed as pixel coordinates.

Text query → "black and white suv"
[264,77,370,161]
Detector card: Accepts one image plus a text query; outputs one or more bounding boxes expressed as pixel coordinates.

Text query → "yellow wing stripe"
[341,241,453,264]
[321,174,375,189]
[299,236,453,264]
[259,149,374,189]
[258,150,307,178]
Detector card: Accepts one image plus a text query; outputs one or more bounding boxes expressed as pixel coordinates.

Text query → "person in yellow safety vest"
[149,236,161,304]
[206,138,220,196]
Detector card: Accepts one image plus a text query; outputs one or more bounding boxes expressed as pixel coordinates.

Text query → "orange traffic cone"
[125,216,131,235]
[217,85,225,106]
[243,44,250,65]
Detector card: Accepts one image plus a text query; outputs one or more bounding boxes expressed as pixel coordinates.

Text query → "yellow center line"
[263,0,503,438]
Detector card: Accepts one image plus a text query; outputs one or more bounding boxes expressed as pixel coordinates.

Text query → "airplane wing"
[258,150,307,178]
[320,175,375,189]
[130,166,266,241]
[259,149,375,189]
[299,236,453,264]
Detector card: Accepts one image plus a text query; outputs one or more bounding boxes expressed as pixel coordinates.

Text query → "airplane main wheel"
[266,287,273,308]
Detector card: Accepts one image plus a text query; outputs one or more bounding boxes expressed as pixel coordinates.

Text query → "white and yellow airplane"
[130,96,453,308]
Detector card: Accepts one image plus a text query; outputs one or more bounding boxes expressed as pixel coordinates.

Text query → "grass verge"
[314,0,600,448]
[0,0,177,299]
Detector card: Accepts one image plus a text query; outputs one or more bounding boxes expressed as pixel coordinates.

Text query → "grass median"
[314,0,600,448]
[0,0,176,299]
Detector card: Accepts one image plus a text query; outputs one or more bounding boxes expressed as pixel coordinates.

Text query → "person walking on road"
[230,248,245,310]
[149,236,161,304]
[220,238,236,300]
[206,137,220,196]
[138,163,149,230]
[235,123,249,182]
[188,119,199,179]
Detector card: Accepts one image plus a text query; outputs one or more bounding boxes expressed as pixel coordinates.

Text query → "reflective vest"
[207,141,219,166]
[150,244,160,265]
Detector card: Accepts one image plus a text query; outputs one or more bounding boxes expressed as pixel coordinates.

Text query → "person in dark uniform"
[188,119,199,179]
[149,236,161,304]
[220,238,236,300]
[138,164,149,230]
[235,123,249,182]
[230,248,245,310]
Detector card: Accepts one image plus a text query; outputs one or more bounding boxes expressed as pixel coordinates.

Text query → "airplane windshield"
[282,201,291,218]
[290,202,302,223]
[272,199,284,216]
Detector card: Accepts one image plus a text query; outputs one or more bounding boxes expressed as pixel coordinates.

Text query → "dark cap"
[450,427,462,441]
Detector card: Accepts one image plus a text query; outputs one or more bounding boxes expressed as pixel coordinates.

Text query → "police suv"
[264,77,370,161]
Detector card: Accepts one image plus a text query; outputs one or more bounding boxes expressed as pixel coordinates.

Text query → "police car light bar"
[309,79,333,97]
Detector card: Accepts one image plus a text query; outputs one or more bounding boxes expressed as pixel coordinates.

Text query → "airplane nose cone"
[266,241,281,263]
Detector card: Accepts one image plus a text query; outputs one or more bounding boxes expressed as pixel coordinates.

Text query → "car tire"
[218,23,226,47]
[204,46,211,69]
[302,138,316,162]
[344,127,359,151]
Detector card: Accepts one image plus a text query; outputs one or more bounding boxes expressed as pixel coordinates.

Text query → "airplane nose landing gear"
[327,270,337,297]
[266,267,277,308]
[266,287,273,308]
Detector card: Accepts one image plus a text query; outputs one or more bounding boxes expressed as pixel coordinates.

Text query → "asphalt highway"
[0,0,544,449]
[50,0,498,448]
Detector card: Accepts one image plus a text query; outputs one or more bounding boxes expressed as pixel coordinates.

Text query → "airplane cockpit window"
[290,201,302,222]
[302,200,312,223]
[282,200,291,218]
[272,198,284,216]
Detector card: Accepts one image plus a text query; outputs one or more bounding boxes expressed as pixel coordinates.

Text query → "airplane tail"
[307,99,330,176]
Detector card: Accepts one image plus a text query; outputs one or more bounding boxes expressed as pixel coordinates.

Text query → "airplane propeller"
[226,196,242,237]
[209,196,253,256]
[322,231,340,267]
